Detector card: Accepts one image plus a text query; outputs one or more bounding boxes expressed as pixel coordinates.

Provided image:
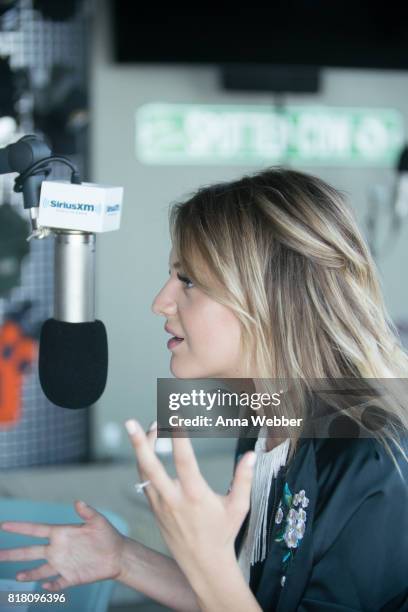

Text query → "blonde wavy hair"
[169,167,408,467]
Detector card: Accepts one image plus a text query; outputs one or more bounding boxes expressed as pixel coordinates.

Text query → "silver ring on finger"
[134,479,151,494]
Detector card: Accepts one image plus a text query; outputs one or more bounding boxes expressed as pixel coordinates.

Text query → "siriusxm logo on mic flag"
[42,199,103,214]
[39,180,123,232]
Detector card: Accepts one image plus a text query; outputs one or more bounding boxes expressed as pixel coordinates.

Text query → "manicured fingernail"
[247,452,257,467]
[125,419,140,435]
[148,420,157,431]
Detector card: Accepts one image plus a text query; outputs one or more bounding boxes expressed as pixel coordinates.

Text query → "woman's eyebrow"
[168,261,181,273]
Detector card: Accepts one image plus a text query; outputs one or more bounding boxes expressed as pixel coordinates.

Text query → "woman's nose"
[151,286,177,316]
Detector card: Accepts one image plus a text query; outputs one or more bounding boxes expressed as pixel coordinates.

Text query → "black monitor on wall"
[110,2,408,70]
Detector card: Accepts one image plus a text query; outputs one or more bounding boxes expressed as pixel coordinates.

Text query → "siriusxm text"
[50,200,95,212]
[48,200,120,214]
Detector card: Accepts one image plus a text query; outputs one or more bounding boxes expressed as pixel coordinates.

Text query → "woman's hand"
[125,419,256,585]
[0,501,126,591]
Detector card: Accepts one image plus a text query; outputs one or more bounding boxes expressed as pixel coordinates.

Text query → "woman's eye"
[177,273,194,289]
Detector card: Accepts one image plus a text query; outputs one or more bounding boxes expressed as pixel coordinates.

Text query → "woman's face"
[151,248,245,379]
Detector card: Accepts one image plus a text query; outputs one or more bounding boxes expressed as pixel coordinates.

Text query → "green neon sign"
[135,103,404,166]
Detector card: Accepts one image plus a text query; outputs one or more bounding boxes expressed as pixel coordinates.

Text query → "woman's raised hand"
[0,500,126,591]
[125,419,256,586]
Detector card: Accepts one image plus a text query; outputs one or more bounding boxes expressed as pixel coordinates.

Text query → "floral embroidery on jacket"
[274,482,309,586]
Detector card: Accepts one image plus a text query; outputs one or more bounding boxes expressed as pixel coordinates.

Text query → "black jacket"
[234,434,408,611]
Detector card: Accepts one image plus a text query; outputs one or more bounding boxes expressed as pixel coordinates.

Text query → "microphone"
[38,179,123,409]
[0,135,123,410]
[39,233,108,409]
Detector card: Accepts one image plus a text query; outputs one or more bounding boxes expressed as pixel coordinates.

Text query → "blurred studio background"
[0,1,408,610]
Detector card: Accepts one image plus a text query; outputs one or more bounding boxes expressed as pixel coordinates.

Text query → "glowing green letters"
[136,103,403,166]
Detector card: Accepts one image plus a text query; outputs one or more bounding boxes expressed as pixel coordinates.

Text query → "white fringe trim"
[238,428,290,583]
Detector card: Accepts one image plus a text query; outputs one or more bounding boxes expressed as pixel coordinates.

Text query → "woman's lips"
[167,337,184,350]
[167,336,184,350]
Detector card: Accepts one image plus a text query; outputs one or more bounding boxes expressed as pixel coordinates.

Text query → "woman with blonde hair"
[1,167,407,611]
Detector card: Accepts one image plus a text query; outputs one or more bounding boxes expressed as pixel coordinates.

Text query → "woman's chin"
[170,361,225,380]
[170,364,198,379]
[170,357,187,378]
[170,357,211,379]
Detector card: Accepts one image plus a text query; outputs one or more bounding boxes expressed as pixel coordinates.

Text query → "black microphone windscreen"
[39,318,108,409]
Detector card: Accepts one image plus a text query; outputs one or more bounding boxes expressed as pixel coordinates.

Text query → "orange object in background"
[0,320,37,427]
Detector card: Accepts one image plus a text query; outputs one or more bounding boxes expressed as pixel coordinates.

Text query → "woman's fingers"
[0,544,47,562]
[16,563,56,582]
[74,500,100,522]
[42,576,70,591]
[227,452,256,516]
[125,419,177,505]
[1,521,51,538]
[140,421,160,505]
[146,420,158,452]
[171,435,206,497]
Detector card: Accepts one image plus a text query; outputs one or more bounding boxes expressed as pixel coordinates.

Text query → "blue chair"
[0,498,129,612]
